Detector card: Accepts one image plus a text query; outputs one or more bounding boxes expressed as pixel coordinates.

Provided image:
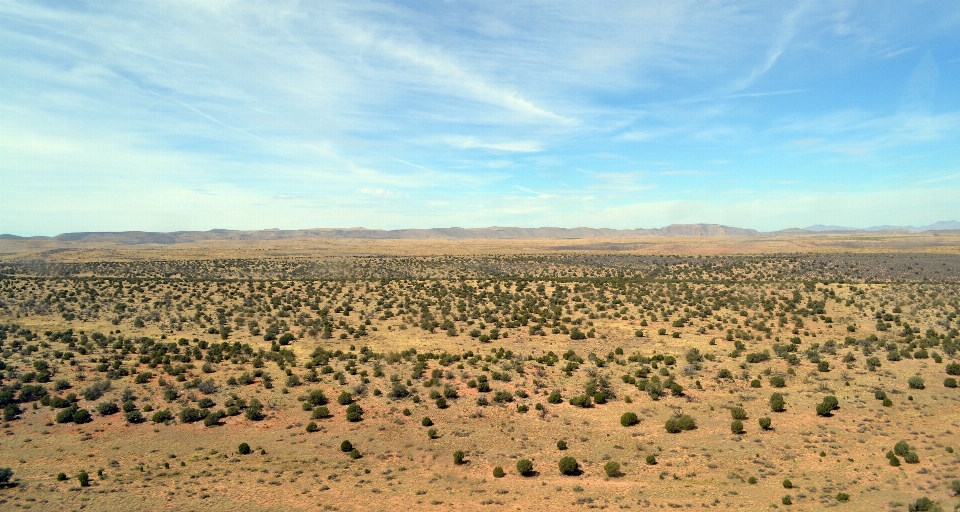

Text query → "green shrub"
[770,393,785,412]
[340,440,353,452]
[349,449,361,460]
[882,397,893,407]
[945,378,958,388]
[887,451,900,466]
[730,406,747,420]
[782,495,792,505]
[179,407,207,424]
[908,376,925,389]
[730,420,743,434]
[125,410,144,423]
[816,401,833,416]
[311,406,331,419]
[71,408,91,424]
[493,466,505,478]
[894,440,911,457]
[558,456,579,475]
[769,376,786,388]
[55,405,78,423]
[603,461,621,477]
[305,421,318,432]
[345,403,363,422]
[547,390,562,404]
[759,417,772,430]
[516,459,533,476]
[245,399,264,421]
[816,395,839,416]
[453,450,465,465]
[422,417,433,427]
[645,454,657,465]
[238,442,251,455]
[556,440,567,450]
[568,394,592,408]
[77,470,89,487]
[904,452,920,464]
[56,472,67,481]
[665,414,696,433]
[427,428,438,439]
[337,391,353,405]
[0,468,13,485]
[203,410,223,427]
[908,497,937,512]
[836,492,849,502]
[748,476,757,484]
[946,362,960,375]
[782,479,793,489]
[96,402,119,416]
[874,389,886,400]
[620,412,639,427]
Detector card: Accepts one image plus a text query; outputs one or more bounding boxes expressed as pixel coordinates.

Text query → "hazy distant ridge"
[1,221,958,244]
[803,220,960,232]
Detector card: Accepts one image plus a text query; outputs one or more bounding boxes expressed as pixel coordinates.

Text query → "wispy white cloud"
[883,46,917,59]
[442,136,542,153]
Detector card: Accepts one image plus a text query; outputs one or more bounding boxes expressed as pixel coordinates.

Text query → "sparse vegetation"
[0,239,957,509]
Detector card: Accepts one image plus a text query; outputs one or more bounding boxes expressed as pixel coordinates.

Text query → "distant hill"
[802,220,960,233]
[1,221,956,244]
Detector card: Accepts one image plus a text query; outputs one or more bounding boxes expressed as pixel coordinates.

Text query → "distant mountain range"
[802,220,960,232]
[1,221,957,244]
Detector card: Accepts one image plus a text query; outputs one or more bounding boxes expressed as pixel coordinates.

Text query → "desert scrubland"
[0,234,958,511]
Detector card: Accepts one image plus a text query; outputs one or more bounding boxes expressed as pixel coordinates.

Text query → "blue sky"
[2,1,960,235]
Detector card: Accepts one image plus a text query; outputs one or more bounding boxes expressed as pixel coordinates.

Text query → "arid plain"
[0,233,959,511]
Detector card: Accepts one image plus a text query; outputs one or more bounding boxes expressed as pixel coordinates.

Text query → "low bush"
[150,409,173,423]
[604,461,621,477]
[516,459,533,476]
[620,412,639,427]
[558,456,579,475]
[730,420,744,434]
[345,403,363,422]
[179,407,207,424]
[665,414,696,433]
[894,440,911,456]
[816,396,839,416]
[203,410,223,427]
[908,376,925,390]
[770,393,785,412]
[96,402,119,416]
